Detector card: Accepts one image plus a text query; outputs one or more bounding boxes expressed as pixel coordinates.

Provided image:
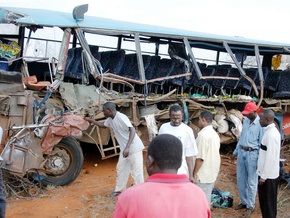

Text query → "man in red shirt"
[112,134,210,218]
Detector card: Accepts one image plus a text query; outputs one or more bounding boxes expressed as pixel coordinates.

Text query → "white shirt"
[159,122,198,176]
[257,123,281,180]
[104,112,144,154]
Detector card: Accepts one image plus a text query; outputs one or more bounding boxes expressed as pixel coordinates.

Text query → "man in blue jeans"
[0,126,6,218]
[232,102,263,217]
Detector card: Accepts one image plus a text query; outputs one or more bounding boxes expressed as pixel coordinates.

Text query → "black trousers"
[0,169,6,218]
[258,176,279,218]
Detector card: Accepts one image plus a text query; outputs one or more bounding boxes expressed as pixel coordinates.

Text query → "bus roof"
[1,6,290,52]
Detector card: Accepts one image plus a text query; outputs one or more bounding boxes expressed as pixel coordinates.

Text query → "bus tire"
[42,137,83,186]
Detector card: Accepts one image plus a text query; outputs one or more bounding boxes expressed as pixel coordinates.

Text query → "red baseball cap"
[242,102,258,115]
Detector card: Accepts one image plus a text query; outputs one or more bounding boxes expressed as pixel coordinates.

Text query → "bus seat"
[120,53,152,80]
[207,64,219,69]
[168,62,187,88]
[264,70,281,98]
[89,45,100,60]
[0,58,8,71]
[119,53,135,78]
[65,46,100,83]
[225,68,241,95]
[129,54,152,80]
[153,58,175,79]
[192,67,214,96]
[273,71,290,99]
[68,47,83,80]
[145,56,160,80]
[64,48,76,76]
[237,68,258,95]
[256,67,269,91]
[210,67,230,95]
[147,58,174,93]
[99,51,111,71]
[22,75,51,91]
[103,50,125,75]
[142,55,152,71]
[198,62,207,68]
[220,64,232,69]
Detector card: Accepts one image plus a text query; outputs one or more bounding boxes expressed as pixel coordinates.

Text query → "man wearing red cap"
[232,102,263,217]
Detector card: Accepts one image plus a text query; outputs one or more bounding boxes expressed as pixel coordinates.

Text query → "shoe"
[243,209,253,217]
[112,191,121,197]
[234,203,247,210]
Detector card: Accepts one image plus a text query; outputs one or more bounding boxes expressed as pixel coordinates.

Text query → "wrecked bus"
[1,5,290,191]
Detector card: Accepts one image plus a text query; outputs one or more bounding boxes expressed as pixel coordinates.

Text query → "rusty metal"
[1,128,43,176]
[2,169,42,199]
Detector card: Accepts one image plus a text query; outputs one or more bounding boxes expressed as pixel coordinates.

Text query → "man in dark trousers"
[257,109,281,218]
[0,126,6,218]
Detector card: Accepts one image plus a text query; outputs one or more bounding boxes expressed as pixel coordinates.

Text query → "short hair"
[169,104,182,115]
[260,109,275,120]
[103,102,116,111]
[200,110,213,123]
[148,134,182,170]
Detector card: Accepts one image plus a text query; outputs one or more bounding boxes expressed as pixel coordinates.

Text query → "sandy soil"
[5,142,290,218]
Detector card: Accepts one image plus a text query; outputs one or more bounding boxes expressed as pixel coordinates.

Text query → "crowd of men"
[1,100,281,218]
[85,101,281,218]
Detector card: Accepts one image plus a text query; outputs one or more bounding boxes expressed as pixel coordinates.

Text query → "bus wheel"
[42,137,84,186]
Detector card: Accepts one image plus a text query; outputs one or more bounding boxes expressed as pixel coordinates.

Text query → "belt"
[240,146,258,151]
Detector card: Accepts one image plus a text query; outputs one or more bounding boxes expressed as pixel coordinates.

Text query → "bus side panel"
[282,112,290,137]
[80,126,111,145]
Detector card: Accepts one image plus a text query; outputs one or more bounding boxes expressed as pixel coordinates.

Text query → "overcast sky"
[0,0,289,43]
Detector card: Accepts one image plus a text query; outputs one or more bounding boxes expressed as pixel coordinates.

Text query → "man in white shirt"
[257,109,281,218]
[158,104,197,182]
[85,102,144,197]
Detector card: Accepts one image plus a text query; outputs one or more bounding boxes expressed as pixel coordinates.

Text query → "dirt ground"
[5,141,290,218]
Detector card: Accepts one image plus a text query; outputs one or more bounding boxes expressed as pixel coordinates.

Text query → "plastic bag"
[211,188,234,208]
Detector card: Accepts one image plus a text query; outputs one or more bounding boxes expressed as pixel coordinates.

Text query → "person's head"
[169,104,183,127]
[198,110,213,129]
[146,134,182,176]
[259,109,275,127]
[102,102,117,118]
[242,102,258,120]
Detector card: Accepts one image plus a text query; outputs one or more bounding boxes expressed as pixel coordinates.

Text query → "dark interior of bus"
[2,28,290,100]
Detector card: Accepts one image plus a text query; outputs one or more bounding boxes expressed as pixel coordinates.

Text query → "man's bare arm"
[193,158,204,181]
[123,127,136,157]
[85,117,106,128]
[186,156,194,182]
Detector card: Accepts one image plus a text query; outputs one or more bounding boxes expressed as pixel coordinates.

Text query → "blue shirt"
[233,116,263,155]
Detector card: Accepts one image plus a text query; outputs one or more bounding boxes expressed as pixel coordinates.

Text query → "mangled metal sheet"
[59,83,78,110]
[59,82,106,114]
[74,84,106,113]
[0,95,10,116]
[1,129,43,176]
[40,113,90,153]
[0,71,24,94]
